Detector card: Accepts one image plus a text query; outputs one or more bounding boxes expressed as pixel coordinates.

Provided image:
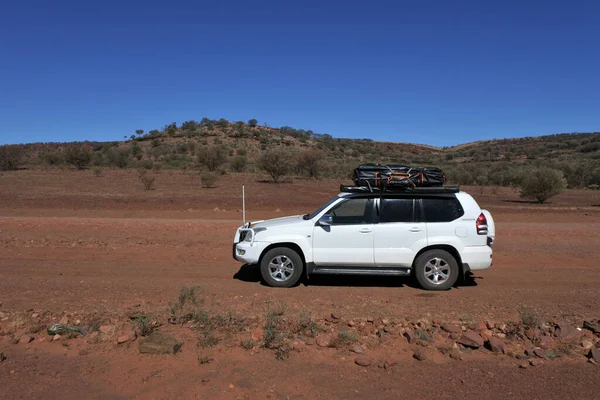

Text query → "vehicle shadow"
[233,264,479,289]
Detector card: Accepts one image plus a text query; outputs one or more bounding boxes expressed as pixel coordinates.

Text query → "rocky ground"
[1,169,600,399]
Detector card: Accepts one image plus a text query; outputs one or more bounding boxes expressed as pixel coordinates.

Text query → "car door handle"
[359,228,372,233]
[409,227,422,232]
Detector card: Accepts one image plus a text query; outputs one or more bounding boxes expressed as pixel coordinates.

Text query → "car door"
[312,197,375,266]
[373,197,427,267]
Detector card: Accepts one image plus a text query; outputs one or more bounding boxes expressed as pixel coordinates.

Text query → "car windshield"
[303,196,340,220]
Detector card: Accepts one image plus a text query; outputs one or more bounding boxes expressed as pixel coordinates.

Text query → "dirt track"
[1,169,600,399]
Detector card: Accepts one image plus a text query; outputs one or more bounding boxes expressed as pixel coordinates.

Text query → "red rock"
[538,336,554,349]
[19,334,34,345]
[52,334,61,342]
[481,329,493,340]
[291,341,306,352]
[251,327,264,342]
[534,349,549,359]
[316,334,331,347]
[589,348,600,363]
[331,312,341,320]
[581,340,594,351]
[413,349,428,361]
[347,320,355,327]
[459,331,484,348]
[475,322,487,332]
[486,337,506,354]
[404,330,416,344]
[117,330,136,344]
[384,360,397,369]
[530,359,544,367]
[303,337,315,346]
[350,344,365,354]
[486,321,495,329]
[525,348,536,357]
[355,355,372,367]
[8,337,18,345]
[441,324,462,334]
[366,317,374,323]
[519,362,529,369]
[556,323,580,341]
[99,325,116,335]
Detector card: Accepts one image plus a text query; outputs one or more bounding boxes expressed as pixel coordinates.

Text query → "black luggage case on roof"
[352,163,446,188]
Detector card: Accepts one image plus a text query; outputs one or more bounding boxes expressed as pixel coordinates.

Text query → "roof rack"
[340,184,460,194]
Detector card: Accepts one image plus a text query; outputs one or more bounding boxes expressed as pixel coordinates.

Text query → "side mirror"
[318,214,333,226]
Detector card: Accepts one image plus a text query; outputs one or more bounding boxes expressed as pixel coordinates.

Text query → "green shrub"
[519,167,567,203]
[65,145,92,169]
[258,150,292,183]
[230,155,247,172]
[137,169,156,190]
[197,145,227,171]
[201,172,219,188]
[297,149,323,178]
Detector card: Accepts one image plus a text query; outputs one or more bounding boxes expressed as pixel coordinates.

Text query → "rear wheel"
[413,249,459,290]
[260,247,304,288]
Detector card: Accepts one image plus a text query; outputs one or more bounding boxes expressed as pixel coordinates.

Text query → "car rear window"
[422,197,464,222]
[380,198,415,223]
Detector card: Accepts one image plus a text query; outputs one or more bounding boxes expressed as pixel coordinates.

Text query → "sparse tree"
[201,172,219,188]
[248,118,258,128]
[0,145,22,171]
[297,149,323,178]
[65,145,92,169]
[135,129,144,137]
[230,155,247,172]
[258,150,292,183]
[106,148,130,168]
[519,167,567,204]
[137,169,156,190]
[197,145,227,171]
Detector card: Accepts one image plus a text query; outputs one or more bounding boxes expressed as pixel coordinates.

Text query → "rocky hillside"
[2,118,600,188]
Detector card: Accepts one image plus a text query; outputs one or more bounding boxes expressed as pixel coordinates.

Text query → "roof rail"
[340,185,460,194]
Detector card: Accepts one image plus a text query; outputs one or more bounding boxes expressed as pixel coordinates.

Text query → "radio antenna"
[242,184,246,224]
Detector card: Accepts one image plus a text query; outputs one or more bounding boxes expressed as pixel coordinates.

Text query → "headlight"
[243,231,253,242]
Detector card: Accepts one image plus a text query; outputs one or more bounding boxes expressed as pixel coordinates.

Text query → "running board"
[311,267,411,276]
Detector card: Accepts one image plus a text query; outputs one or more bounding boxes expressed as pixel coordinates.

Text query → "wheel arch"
[412,245,466,278]
[259,242,307,267]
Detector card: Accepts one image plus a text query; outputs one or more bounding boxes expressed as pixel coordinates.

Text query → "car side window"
[327,198,374,225]
[380,199,414,223]
[422,198,464,222]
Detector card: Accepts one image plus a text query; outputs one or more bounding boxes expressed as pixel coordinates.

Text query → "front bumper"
[233,241,268,265]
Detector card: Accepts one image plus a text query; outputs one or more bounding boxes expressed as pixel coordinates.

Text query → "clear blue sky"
[1,0,598,146]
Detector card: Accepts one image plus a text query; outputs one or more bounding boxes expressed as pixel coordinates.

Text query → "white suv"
[233,189,495,290]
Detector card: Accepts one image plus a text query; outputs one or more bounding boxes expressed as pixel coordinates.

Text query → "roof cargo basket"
[340,185,460,194]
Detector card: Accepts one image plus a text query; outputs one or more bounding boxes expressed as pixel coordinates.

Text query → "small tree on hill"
[519,167,567,204]
[258,150,291,183]
[297,149,323,178]
[248,118,258,128]
[230,155,248,172]
[65,145,92,169]
[197,145,227,171]
[0,145,22,171]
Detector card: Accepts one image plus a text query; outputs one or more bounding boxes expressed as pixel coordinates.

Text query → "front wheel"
[413,250,459,291]
[260,247,304,288]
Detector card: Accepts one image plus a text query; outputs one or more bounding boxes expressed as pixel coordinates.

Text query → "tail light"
[476,213,488,235]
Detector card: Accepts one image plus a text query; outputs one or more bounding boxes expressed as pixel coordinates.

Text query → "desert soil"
[1,169,600,400]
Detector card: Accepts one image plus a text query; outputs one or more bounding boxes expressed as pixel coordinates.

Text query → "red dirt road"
[1,169,600,399]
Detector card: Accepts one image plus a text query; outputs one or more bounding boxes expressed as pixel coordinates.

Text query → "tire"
[260,247,304,288]
[413,249,459,291]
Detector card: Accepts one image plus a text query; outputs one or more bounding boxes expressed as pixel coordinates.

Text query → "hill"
[1,118,600,188]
